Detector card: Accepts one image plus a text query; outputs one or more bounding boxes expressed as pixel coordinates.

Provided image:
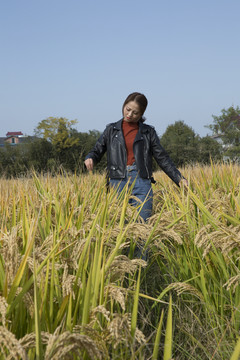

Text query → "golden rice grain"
[106,255,146,282]
[44,329,104,360]
[164,282,204,300]
[62,263,79,299]
[223,274,240,292]
[195,225,240,257]
[107,313,131,349]
[1,226,21,287]
[0,325,28,360]
[90,305,111,323]
[107,312,146,348]
[0,296,7,327]
[19,332,49,349]
[104,285,127,311]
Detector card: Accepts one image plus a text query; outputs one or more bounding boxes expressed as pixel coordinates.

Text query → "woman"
[84,92,188,223]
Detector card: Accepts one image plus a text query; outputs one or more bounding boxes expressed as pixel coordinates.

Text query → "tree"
[35,117,80,168]
[197,136,222,163]
[160,121,200,166]
[35,117,79,150]
[208,106,240,159]
[27,138,54,172]
[0,143,29,177]
[68,129,106,173]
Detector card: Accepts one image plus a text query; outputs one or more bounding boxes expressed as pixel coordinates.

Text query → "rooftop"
[6,131,24,137]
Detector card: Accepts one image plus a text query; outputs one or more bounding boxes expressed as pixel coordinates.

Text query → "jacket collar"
[113,119,148,133]
[113,119,123,130]
[139,121,148,133]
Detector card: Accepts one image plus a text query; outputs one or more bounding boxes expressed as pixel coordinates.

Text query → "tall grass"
[0,162,240,359]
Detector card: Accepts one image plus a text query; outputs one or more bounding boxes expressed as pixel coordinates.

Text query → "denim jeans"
[109,168,153,222]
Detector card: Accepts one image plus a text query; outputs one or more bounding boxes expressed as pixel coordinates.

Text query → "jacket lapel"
[134,121,146,143]
[113,119,125,146]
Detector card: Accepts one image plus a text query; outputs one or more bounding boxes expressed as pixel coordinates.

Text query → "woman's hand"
[179,178,188,188]
[84,158,94,171]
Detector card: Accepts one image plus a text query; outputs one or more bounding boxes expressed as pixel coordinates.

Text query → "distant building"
[5,131,24,145]
[0,131,35,147]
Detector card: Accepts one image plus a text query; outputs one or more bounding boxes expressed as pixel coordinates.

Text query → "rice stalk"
[163,294,173,360]
[7,219,37,304]
[152,309,164,360]
[33,255,43,359]
[230,336,240,360]
[131,266,141,338]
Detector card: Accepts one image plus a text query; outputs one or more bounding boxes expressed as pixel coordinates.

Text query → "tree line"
[0,105,239,177]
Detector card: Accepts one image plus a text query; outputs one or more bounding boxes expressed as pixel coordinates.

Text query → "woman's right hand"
[84,158,94,171]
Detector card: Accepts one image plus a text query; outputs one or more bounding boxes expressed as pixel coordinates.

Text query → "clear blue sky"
[1,0,239,138]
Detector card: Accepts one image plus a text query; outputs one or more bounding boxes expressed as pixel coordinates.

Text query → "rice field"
[0,162,240,359]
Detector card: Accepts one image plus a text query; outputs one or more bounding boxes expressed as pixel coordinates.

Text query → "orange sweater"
[122,120,139,165]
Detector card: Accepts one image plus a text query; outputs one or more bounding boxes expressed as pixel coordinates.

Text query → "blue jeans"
[109,168,153,222]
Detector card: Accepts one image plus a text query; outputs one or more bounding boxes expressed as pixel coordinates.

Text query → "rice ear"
[0,325,28,360]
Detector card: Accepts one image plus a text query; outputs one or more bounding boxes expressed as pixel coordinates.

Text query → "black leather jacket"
[85,119,183,186]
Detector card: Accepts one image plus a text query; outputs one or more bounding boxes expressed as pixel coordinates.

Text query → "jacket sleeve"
[150,128,183,186]
[85,127,108,164]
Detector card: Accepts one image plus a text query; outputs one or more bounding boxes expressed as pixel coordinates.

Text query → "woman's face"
[123,101,142,123]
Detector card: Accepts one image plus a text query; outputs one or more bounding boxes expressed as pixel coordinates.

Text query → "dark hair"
[122,92,148,122]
